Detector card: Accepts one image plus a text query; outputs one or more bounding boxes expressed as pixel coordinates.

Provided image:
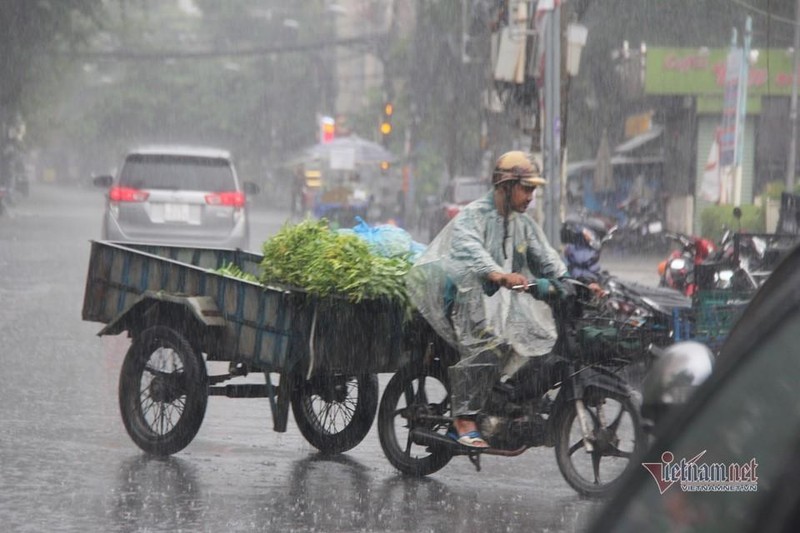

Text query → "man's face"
[510,182,536,212]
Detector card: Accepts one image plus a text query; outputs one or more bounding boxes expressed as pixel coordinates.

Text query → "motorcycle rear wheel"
[378,365,453,476]
[554,388,644,498]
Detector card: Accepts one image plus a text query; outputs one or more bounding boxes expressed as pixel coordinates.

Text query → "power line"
[59,33,384,61]
[728,0,796,26]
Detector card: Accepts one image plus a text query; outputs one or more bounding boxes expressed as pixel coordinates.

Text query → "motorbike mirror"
[602,225,619,242]
[733,207,742,220]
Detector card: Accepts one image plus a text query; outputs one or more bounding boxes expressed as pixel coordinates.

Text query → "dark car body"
[587,243,800,532]
[94,146,259,250]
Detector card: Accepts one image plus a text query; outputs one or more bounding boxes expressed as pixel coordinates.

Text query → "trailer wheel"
[291,374,378,454]
[119,326,208,456]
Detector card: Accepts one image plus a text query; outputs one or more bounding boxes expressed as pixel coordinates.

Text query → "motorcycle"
[559,217,692,389]
[561,215,617,285]
[377,282,646,498]
[613,196,667,254]
[599,276,692,350]
[657,232,717,296]
[561,217,690,366]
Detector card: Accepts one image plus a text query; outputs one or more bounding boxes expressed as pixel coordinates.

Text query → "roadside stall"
[288,135,400,226]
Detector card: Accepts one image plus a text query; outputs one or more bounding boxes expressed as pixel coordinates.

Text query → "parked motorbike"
[702,228,762,291]
[561,215,617,284]
[377,282,646,498]
[599,276,692,345]
[657,232,717,296]
[614,196,667,253]
[558,215,691,381]
[561,217,690,362]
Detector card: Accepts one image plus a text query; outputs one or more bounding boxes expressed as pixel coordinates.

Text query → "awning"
[614,125,663,154]
[286,134,396,169]
[566,154,665,176]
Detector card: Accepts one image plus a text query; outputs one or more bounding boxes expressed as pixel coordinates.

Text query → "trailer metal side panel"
[82,240,411,374]
[82,240,298,370]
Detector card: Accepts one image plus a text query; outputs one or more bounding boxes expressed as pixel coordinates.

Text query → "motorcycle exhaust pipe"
[409,428,470,455]
[409,428,529,457]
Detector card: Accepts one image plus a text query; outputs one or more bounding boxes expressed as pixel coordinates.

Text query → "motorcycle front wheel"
[378,365,453,476]
[554,388,644,498]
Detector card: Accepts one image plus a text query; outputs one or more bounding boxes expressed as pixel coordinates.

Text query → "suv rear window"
[120,154,235,192]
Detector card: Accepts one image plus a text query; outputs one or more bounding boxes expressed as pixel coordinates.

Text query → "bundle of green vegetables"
[215,261,259,283]
[258,219,413,306]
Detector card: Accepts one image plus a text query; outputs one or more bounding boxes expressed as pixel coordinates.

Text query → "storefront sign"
[624,111,654,139]
[646,48,798,96]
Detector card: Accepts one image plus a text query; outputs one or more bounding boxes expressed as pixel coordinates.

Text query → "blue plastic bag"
[343,217,426,262]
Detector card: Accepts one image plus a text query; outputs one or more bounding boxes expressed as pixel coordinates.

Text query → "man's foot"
[450,417,489,448]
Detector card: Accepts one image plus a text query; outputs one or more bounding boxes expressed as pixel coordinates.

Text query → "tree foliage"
[56,0,339,184]
[0,0,103,144]
[6,0,798,200]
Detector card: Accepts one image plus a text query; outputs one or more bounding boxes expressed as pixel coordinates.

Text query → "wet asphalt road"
[0,183,659,532]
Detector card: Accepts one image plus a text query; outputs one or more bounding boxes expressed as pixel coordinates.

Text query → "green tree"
[61,1,339,189]
[0,0,104,172]
[404,0,486,200]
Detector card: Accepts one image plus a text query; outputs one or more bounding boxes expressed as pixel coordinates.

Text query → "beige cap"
[492,151,547,187]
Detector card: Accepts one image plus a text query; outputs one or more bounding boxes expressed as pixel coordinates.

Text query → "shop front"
[645,47,798,233]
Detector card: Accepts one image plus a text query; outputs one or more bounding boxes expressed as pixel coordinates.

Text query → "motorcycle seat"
[613,279,693,310]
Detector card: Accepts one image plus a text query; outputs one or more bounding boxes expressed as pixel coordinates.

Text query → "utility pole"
[734,16,752,207]
[542,1,561,246]
[787,0,800,192]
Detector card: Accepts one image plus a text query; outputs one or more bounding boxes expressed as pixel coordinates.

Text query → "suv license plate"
[164,203,190,222]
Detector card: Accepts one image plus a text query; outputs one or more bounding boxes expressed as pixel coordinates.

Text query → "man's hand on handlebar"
[587,282,608,298]
[487,272,581,301]
[554,277,577,300]
[487,271,529,291]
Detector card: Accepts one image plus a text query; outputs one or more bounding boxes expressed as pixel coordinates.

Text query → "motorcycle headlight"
[669,257,686,271]
[714,269,734,289]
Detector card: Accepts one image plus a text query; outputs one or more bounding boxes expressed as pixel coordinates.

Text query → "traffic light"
[320,116,335,144]
[379,103,393,145]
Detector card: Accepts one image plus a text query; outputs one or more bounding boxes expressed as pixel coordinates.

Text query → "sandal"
[447,429,489,449]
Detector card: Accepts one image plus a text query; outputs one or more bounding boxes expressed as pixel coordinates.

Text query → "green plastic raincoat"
[407,191,567,415]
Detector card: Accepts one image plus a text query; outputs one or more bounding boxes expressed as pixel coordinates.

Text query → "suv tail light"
[205,191,245,207]
[109,186,149,202]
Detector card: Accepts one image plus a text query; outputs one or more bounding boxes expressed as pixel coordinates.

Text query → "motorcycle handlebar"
[511,277,589,292]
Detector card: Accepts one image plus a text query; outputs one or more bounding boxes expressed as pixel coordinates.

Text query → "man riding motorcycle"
[406,151,573,448]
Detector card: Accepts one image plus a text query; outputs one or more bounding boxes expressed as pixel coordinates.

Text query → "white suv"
[94,145,259,249]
